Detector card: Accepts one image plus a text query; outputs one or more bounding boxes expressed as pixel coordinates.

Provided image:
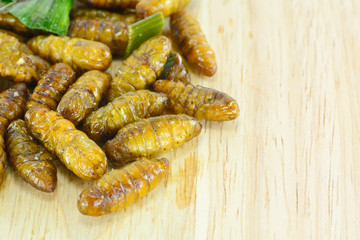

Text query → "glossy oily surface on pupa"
[0,13,33,36]
[83,90,168,141]
[171,11,217,77]
[0,83,29,136]
[68,17,133,55]
[107,35,171,101]
[153,80,239,121]
[6,120,57,192]
[57,70,111,126]
[105,114,201,166]
[159,53,191,85]
[25,107,107,181]
[0,31,50,83]
[27,63,76,111]
[71,8,139,22]
[27,35,112,72]
[78,157,169,216]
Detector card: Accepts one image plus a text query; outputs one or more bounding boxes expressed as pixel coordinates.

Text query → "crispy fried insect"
[0,83,28,182]
[27,35,112,72]
[25,107,108,181]
[0,13,33,36]
[136,0,190,18]
[68,17,134,55]
[0,136,6,183]
[6,120,57,192]
[105,114,201,166]
[0,83,29,136]
[78,157,168,216]
[57,70,111,126]
[26,63,76,111]
[78,0,138,9]
[159,53,190,85]
[153,80,240,121]
[171,11,217,77]
[0,31,50,83]
[71,8,139,23]
[83,90,168,142]
[108,35,171,101]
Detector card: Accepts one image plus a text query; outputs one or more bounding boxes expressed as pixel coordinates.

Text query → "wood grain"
[1,0,359,239]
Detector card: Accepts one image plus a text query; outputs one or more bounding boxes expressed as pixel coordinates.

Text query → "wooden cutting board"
[2,0,359,239]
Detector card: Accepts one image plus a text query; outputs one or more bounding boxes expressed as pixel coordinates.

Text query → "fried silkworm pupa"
[57,70,111,126]
[68,17,134,55]
[108,35,171,101]
[171,11,217,77]
[83,90,168,142]
[26,63,76,111]
[153,80,240,121]
[6,120,57,192]
[71,8,139,23]
[78,157,168,216]
[105,114,201,166]
[78,0,138,9]
[25,107,107,181]
[0,13,33,36]
[27,35,112,72]
[159,53,191,85]
[136,0,190,18]
[0,83,28,182]
[0,31,50,83]
[0,83,29,136]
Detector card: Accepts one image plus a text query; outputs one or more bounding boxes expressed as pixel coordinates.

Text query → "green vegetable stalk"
[124,12,164,58]
[0,0,73,36]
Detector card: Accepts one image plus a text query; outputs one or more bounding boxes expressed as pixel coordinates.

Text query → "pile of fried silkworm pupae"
[0,0,239,216]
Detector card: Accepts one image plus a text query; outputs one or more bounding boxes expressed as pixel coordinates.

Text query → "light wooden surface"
[1,0,360,239]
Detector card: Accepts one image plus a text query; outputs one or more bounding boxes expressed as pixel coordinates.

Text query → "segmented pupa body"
[153,80,240,121]
[0,83,29,136]
[27,35,112,72]
[26,63,76,111]
[68,16,136,55]
[78,157,169,216]
[0,83,28,181]
[25,107,108,181]
[0,31,50,83]
[57,70,111,126]
[6,120,57,192]
[170,11,217,76]
[105,114,201,166]
[159,53,190,85]
[108,35,171,101]
[0,13,33,36]
[83,90,168,141]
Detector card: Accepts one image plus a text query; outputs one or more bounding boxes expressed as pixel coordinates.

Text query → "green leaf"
[0,0,14,4]
[124,12,164,58]
[0,0,73,36]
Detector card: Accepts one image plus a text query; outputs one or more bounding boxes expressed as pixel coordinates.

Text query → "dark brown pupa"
[153,80,240,121]
[6,120,57,192]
